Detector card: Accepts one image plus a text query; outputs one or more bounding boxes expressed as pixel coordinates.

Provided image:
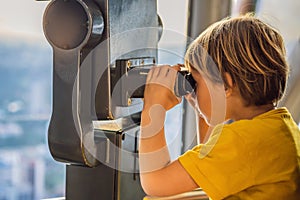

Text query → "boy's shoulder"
[224,107,293,131]
[215,107,299,144]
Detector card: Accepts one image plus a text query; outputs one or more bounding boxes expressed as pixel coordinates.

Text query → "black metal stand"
[66,127,146,200]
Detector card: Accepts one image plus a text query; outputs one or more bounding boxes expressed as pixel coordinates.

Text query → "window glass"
[0,1,65,199]
[157,0,188,160]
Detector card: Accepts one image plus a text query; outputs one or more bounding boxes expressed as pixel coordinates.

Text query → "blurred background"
[0,0,299,199]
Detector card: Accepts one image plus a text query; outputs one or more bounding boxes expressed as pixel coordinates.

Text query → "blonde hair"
[185,14,289,106]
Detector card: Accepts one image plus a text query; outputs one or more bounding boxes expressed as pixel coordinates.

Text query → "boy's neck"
[230,103,274,121]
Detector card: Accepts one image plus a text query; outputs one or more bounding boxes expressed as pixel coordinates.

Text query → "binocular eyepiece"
[174,70,196,97]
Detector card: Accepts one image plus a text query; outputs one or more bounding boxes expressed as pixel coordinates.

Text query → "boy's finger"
[158,65,170,77]
[172,64,184,71]
[152,66,161,78]
[166,67,177,86]
[146,67,154,83]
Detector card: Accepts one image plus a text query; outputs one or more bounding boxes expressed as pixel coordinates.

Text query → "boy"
[139,14,300,199]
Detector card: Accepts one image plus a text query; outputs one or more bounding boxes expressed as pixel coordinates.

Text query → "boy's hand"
[143,65,181,111]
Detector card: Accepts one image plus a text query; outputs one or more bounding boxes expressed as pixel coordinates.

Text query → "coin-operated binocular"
[42,0,195,199]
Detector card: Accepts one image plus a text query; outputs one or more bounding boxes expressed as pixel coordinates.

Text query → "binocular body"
[111,57,196,107]
[43,0,196,168]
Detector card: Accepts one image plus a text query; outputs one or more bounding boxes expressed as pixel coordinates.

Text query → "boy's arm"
[139,106,198,197]
[139,65,198,196]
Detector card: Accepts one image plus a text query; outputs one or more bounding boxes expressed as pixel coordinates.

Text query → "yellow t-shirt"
[179,107,300,200]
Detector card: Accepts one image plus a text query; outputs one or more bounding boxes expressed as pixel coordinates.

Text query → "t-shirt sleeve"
[178,124,253,199]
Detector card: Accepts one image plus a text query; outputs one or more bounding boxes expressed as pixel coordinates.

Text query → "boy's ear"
[224,72,233,97]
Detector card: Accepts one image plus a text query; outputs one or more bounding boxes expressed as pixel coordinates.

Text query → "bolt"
[127,98,132,106]
[127,61,132,68]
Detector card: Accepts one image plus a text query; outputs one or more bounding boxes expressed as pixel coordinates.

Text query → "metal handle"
[44,0,104,166]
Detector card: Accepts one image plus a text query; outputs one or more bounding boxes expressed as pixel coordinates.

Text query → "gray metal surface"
[66,128,146,200]
[186,0,231,40]
[94,0,159,120]
[237,0,258,14]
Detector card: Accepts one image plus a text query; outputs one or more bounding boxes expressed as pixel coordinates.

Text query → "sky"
[0,0,48,41]
[0,0,187,44]
[0,0,299,46]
